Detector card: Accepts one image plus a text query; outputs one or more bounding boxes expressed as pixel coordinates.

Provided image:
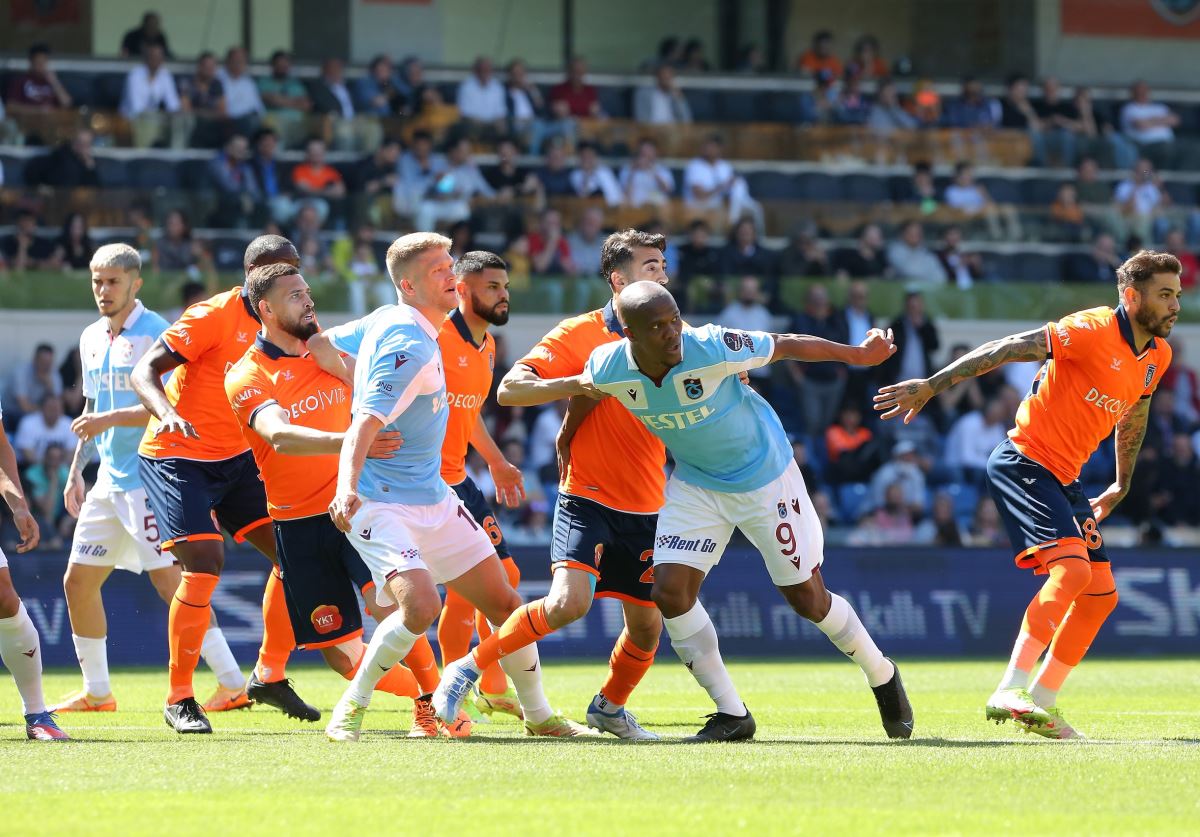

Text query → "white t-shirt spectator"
[887,241,948,283]
[1113,179,1164,216]
[566,231,604,278]
[684,157,736,209]
[456,76,507,122]
[569,165,622,206]
[15,411,77,465]
[120,64,181,118]
[619,163,675,206]
[218,69,265,118]
[944,184,988,214]
[944,410,1008,472]
[1120,101,1175,144]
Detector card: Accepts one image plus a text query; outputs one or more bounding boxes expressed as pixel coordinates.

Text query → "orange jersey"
[438,309,496,485]
[519,301,666,514]
[224,336,350,520]
[139,287,259,461]
[1010,306,1171,484]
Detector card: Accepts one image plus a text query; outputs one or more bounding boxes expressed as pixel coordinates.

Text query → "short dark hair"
[35,343,53,355]
[252,127,277,145]
[246,262,301,313]
[1117,250,1182,293]
[270,49,290,63]
[599,229,667,285]
[243,234,298,273]
[197,50,215,62]
[453,250,507,276]
[29,43,50,59]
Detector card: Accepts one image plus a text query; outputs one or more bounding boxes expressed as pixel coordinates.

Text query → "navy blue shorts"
[274,514,371,648]
[138,451,271,551]
[450,476,510,560]
[551,494,656,605]
[986,439,1108,573]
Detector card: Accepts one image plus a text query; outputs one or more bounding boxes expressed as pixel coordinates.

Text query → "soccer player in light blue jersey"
[311,232,588,741]
[557,282,915,741]
[53,244,246,715]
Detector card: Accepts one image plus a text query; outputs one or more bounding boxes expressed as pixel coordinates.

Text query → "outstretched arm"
[250,403,400,458]
[1091,397,1151,523]
[770,328,895,366]
[497,364,602,407]
[874,327,1048,424]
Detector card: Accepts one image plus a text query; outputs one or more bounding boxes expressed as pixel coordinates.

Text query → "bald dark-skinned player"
[132,235,319,733]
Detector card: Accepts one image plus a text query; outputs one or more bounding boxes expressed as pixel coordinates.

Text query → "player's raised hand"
[490,458,526,509]
[64,470,86,518]
[154,410,200,440]
[366,431,403,459]
[71,412,111,443]
[329,489,361,533]
[874,378,934,424]
[1089,482,1128,524]
[858,328,897,366]
[12,507,40,553]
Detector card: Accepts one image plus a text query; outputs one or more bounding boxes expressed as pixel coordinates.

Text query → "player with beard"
[876,250,1181,739]
[225,263,458,737]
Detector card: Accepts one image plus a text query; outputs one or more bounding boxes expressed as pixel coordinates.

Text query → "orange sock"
[472,600,550,670]
[343,648,421,699]
[1045,562,1118,667]
[403,633,440,695]
[598,628,657,707]
[438,587,476,668]
[478,558,520,694]
[1019,555,1092,646]
[255,568,294,683]
[168,571,219,703]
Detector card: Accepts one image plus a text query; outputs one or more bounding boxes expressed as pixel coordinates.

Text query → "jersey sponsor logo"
[638,403,714,431]
[394,353,409,369]
[1084,387,1131,415]
[234,387,263,405]
[95,371,135,391]
[1146,364,1157,388]
[447,392,486,410]
[176,330,192,345]
[286,387,346,419]
[310,604,343,635]
[683,377,704,400]
[655,534,718,553]
[723,332,743,352]
[627,387,638,402]
[1055,324,1071,347]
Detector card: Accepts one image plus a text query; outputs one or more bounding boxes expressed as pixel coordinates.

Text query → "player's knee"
[650,584,693,620]
[1052,556,1092,598]
[62,566,92,603]
[546,582,591,626]
[321,646,356,677]
[401,600,441,635]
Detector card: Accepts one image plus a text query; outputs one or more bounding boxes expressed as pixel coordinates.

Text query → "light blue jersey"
[80,301,169,491]
[325,304,448,505]
[583,323,791,493]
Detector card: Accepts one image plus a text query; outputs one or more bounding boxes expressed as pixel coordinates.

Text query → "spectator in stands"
[945,396,1008,486]
[943,76,1000,129]
[967,497,1006,548]
[619,137,674,207]
[153,209,206,276]
[936,343,986,423]
[1162,338,1200,429]
[332,223,388,316]
[719,217,778,284]
[1165,229,1197,289]
[684,134,764,229]
[415,136,494,233]
[735,44,766,74]
[1,210,57,272]
[1152,433,1200,526]
[852,481,916,543]
[355,55,406,117]
[676,219,722,312]
[15,393,75,467]
[209,133,262,229]
[5,44,72,110]
[569,141,622,206]
[293,204,331,275]
[25,443,73,550]
[529,208,576,276]
[681,39,711,73]
[178,51,227,147]
[839,279,877,404]
[886,221,947,282]
[5,345,61,430]
[910,79,943,127]
[351,137,401,226]
[936,225,984,289]
[1049,182,1087,242]
[32,128,99,189]
[535,138,575,197]
[881,290,940,387]
[1114,157,1170,243]
[778,222,830,277]
[394,130,445,219]
[796,30,842,77]
[400,56,441,115]
[643,37,683,71]
[1120,80,1180,169]
[869,440,927,517]
[120,43,189,148]
[249,127,293,225]
[718,277,774,396]
[914,490,965,547]
[847,35,888,81]
[1146,389,1188,456]
[312,57,381,152]
[120,11,171,58]
[53,213,92,271]
[505,58,562,153]
[998,74,1044,165]
[790,284,849,436]
[825,403,877,484]
[457,56,508,138]
[634,63,693,125]
[549,56,604,121]
[567,206,606,280]
[446,221,475,261]
[836,224,890,278]
[219,46,265,125]
[57,345,83,417]
[127,204,155,264]
[292,138,347,227]
[0,94,18,146]
[1065,231,1121,283]
[835,75,871,125]
[258,50,311,147]
[799,68,839,125]
[1033,77,1089,167]
[945,162,1021,240]
[484,136,543,209]
[901,162,939,215]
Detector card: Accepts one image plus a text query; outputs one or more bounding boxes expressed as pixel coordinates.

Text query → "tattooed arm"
[1090,396,1150,523]
[873,327,1048,424]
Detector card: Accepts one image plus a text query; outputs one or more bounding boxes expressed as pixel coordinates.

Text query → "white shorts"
[69,486,174,574]
[0,545,6,570]
[653,460,824,587]
[347,494,496,607]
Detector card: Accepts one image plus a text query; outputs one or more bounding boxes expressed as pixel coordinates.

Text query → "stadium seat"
[1023,175,1067,205]
[57,72,96,108]
[979,177,1021,204]
[596,86,631,120]
[91,73,127,111]
[94,157,130,188]
[0,154,25,187]
[716,90,762,123]
[179,158,214,191]
[843,174,891,203]
[763,94,803,124]
[837,482,871,523]
[941,483,979,523]
[130,158,181,190]
[682,89,718,123]
[1012,252,1064,282]
[796,173,845,202]
[746,170,800,200]
[1164,180,1196,205]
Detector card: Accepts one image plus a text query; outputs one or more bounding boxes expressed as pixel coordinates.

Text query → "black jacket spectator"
[880,295,941,383]
[31,139,99,188]
[121,13,172,59]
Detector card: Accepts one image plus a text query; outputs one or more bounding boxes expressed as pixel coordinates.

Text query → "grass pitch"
[3,659,1197,835]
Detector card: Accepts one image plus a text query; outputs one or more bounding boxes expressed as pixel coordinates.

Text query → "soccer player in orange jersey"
[875,250,1181,739]
[434,251,527,720]
[435,230,670,740]
[224,262,456,737]
[132,235,317,734]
